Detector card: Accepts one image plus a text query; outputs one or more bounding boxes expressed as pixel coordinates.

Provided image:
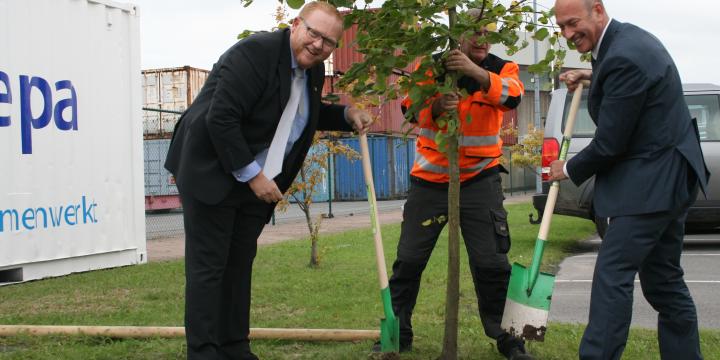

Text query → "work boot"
[497,333,535,360]
[370,340,412,353]
[506,346,535,360]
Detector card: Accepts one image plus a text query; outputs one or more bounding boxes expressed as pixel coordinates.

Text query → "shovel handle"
[537,81,587,240]
[527,81,587,294]
[359,134,390,289]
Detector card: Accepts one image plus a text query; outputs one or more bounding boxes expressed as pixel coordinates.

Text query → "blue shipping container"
[144,139,332,204]
[333,135,415,201]
[144,138,178,197]
[288,142,331,203]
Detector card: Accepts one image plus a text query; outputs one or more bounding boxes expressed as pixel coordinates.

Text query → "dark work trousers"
[579,184,703,360]
[181,185,272,360]
[388,172,512,347]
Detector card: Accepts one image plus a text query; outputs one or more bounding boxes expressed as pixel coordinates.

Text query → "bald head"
[555,0,609,53]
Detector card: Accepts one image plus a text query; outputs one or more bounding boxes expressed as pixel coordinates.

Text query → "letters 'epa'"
[0,70,78,154]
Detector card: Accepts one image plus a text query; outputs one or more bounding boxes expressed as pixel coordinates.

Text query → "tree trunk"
[306,209,320,268]
[296,167,320,268]
[440,134,461,360]
[440,8,460,360]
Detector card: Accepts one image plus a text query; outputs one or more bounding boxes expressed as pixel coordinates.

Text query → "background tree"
[506,124,543,168]
[243,0,567,358]
[276,133,360,268]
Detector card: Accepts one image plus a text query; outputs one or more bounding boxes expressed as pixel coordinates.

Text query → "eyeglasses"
[298,16,338,49]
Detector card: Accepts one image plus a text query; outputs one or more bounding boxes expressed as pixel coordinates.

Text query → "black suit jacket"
[567,20,710,217]
[165,29,352,206]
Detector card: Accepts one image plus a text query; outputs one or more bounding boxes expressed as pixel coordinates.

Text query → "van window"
[686,95,720,141]
[562,94,595,137]
[563,93,720,141]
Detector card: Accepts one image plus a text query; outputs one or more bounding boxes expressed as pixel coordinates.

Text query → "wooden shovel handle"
[538,81,587,240]
[0,325,379,341]
[359,134,390,289]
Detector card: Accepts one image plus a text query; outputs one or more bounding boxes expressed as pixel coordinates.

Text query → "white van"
[532,84,720,237]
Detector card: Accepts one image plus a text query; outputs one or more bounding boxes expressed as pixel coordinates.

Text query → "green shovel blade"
[379,287,400,352]
[501,262,555,341]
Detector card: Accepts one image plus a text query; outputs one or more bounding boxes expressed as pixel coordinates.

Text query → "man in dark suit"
[550,0,710,359]
[164,2,371,359]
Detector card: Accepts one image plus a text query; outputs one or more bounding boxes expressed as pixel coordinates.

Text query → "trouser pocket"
[490,208,510,253]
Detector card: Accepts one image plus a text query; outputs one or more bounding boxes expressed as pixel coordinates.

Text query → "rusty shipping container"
[331,21,420,135]
[142,66,209,139]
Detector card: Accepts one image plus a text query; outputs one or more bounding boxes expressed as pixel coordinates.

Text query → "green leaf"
[527,61,549,74]
[237,30,255,40]
[543,49,557,62]
[446,118,457,135]
[286,0,305,10]
[533,28,550,41]
[422,219,433,226]
[322,93,340,103]
[435,132,444,145]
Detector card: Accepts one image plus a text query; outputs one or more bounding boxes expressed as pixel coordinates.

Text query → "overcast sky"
[130,0,719,85]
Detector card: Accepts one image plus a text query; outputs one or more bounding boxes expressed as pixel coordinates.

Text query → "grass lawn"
[0,203,718,359]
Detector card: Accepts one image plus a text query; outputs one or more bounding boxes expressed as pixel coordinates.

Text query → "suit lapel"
[278,29,291,112]
[595,19,620,64]
[589,19,622,121]
[306,65,322,131]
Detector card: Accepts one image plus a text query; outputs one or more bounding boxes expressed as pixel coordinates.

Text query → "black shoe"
[239,352,259,360]
[497,333,535,360]
[371,340,412,353]
[507,347,535,360]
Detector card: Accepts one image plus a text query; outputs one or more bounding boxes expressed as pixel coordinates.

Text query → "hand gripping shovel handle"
[359,134,399,352]
[527,81,588,294]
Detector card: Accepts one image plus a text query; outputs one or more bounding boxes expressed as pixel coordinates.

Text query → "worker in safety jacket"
[376,9,532,360]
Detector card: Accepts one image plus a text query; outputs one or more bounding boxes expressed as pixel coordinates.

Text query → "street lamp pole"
[533,0,542,194]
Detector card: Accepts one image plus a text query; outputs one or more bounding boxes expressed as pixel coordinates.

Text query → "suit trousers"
[388,173,512,346]
[579,187,702,360]
[181,185,272,360]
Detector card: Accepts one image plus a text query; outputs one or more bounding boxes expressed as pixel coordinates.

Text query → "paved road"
[549,233,720,329]
[145,194,533,239]
[145,199,407,239]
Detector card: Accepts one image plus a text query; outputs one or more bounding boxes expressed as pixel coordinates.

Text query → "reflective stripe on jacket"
[403,53,524,184]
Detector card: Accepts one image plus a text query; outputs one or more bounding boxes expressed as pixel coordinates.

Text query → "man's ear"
[591,1,605,18]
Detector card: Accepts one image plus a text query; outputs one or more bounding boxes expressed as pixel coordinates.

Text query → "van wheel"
[594,216,608,239]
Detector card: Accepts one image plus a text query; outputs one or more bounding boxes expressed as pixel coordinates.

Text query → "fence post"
[327,149,334,218]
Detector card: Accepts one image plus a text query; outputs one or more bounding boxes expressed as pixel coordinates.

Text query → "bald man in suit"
[551,0,709,359]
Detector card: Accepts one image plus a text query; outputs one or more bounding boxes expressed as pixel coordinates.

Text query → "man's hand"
[346,107,373,134]
[444,49,489,89]
[559,69,592,91]
[431,92,460,118]
[248,172,284,203]
[548,160,568,181]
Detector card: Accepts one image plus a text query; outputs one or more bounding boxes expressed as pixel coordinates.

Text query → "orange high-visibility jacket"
[402,53,524,184]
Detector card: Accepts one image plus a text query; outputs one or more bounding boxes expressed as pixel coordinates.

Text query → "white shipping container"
[0,0,146,283]
[142,66,208,138]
